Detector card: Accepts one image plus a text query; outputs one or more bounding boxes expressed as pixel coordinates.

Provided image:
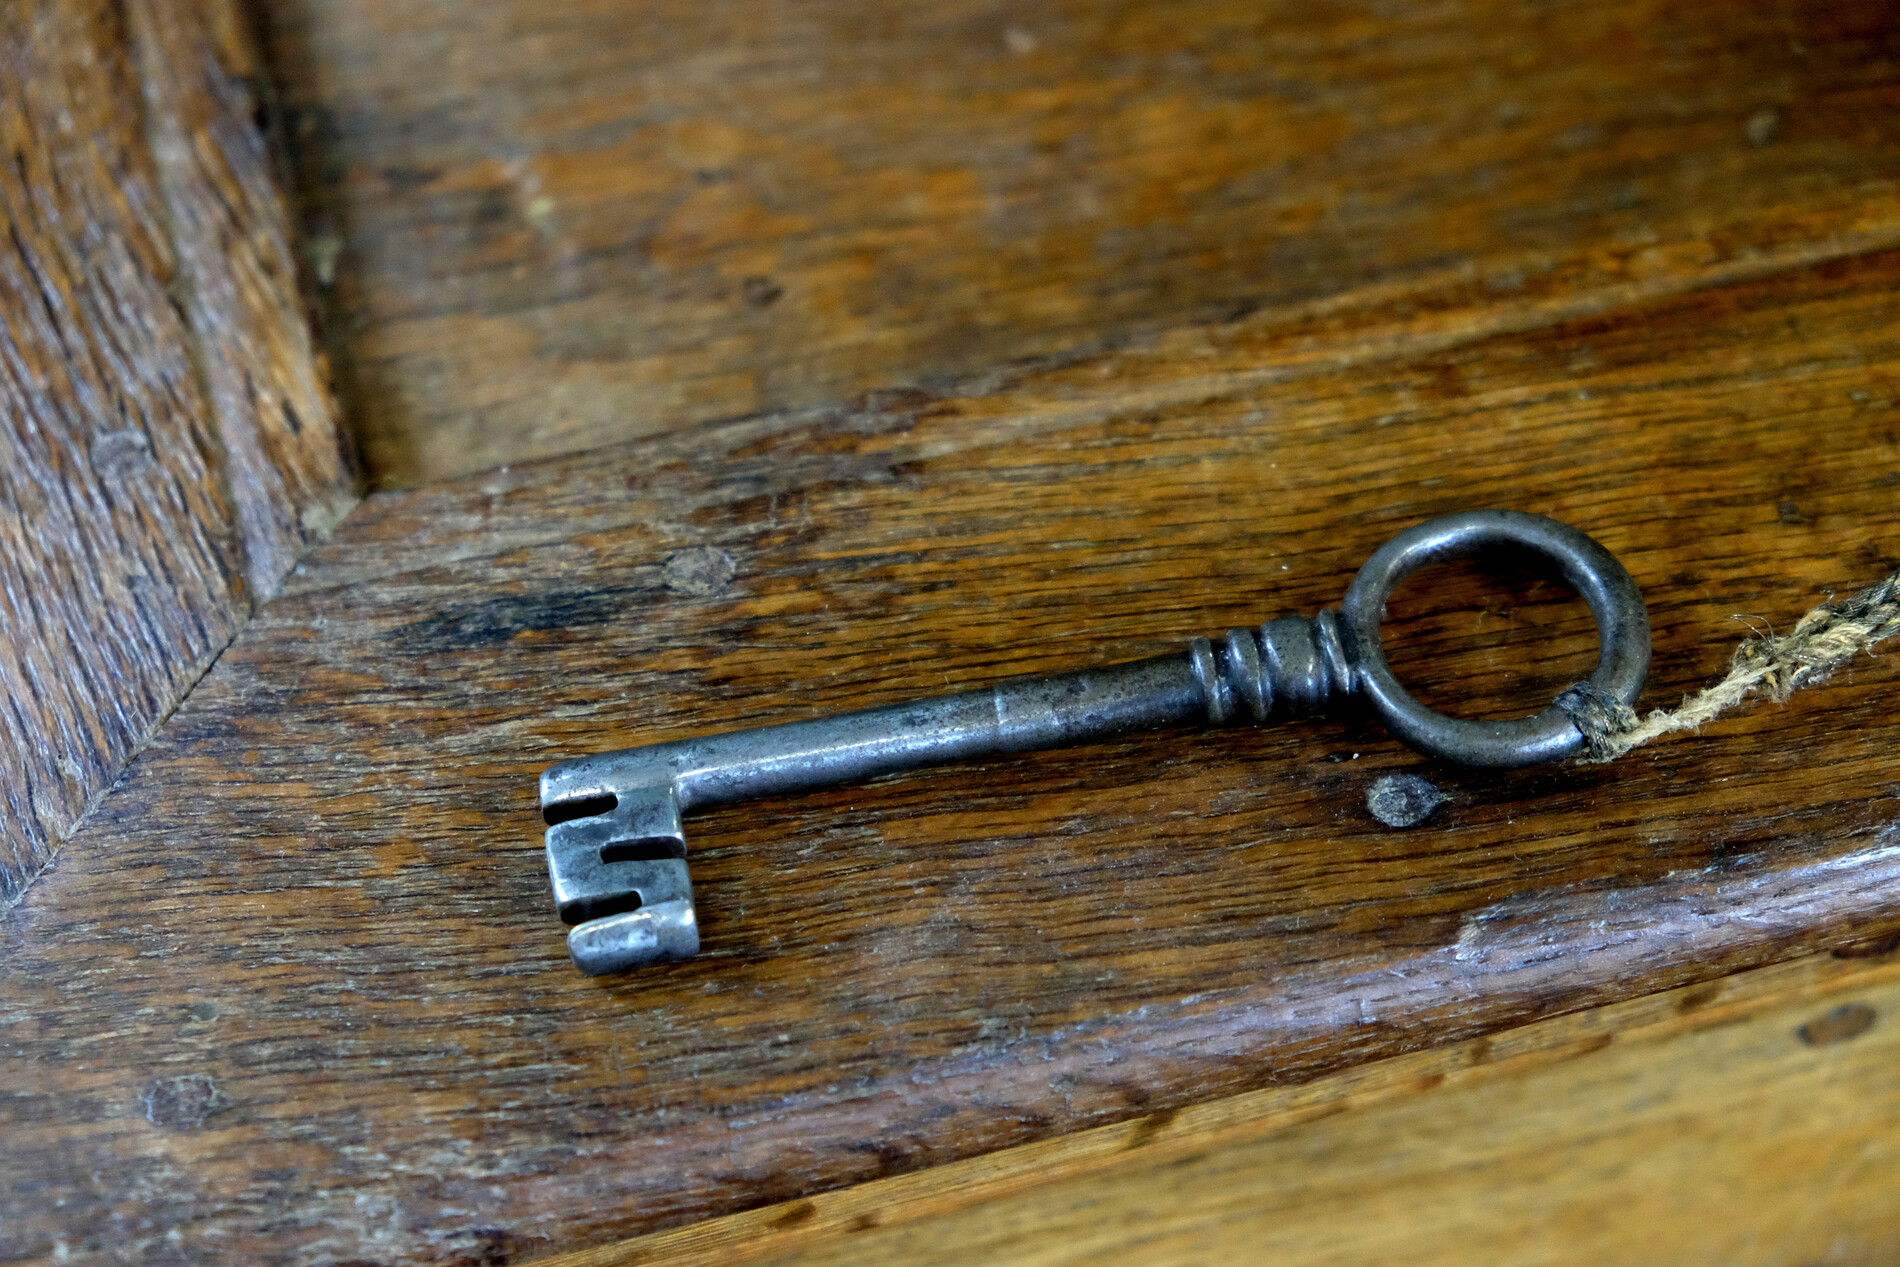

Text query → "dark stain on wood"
[389,589,634,652]
[1122,1107,1181,1152]
[1675,984,1724,1014]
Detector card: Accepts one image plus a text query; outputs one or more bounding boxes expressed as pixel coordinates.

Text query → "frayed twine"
[1558,567,1900,764]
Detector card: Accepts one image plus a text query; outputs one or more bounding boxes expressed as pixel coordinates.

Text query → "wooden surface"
[256,0,1900,484]
[10,1,1900,1263]
[553,950,1900,1267]
[0,0,352,908]
[6,245,1900,1265]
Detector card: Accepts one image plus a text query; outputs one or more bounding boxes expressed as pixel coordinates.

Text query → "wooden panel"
[125,0,359,589]
[0,0,353,908]
[5,248,1900,1264]
[257,0,1900,484]
[552,950,1900,1267]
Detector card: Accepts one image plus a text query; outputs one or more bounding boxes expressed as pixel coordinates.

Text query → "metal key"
[538,509,1649,975]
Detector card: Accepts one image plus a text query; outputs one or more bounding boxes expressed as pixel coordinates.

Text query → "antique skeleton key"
[538,510,1649,975]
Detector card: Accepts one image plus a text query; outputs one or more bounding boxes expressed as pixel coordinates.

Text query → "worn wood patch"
[256,0,1900,483]
[0,0,353,908]
[4,248,1899,1263]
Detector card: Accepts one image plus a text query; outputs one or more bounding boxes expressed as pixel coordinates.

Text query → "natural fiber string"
[1557,566,1900,764]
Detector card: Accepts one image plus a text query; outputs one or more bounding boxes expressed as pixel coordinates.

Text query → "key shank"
[541,616,1353,975]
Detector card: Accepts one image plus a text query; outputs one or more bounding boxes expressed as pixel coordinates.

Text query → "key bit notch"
[542,781,698,974]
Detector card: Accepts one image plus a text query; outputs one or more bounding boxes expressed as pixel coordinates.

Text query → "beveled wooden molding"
[536,950,1900,1266]
[126,0,358,589]
[0,0,355,907]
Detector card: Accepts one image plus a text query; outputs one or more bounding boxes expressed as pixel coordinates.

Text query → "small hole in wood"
[1797,1002,1876,1046]
[600,838,685,864]
[544,793,617,826]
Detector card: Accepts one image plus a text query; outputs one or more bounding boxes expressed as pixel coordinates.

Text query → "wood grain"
[0,0,353,908]
[255,0,1900,484]
[6,246,1900,1264]
[125,0,358,589]
[549,950,1900,1267]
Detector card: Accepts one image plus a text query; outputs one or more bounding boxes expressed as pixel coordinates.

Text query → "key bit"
[539,509,1649,975]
